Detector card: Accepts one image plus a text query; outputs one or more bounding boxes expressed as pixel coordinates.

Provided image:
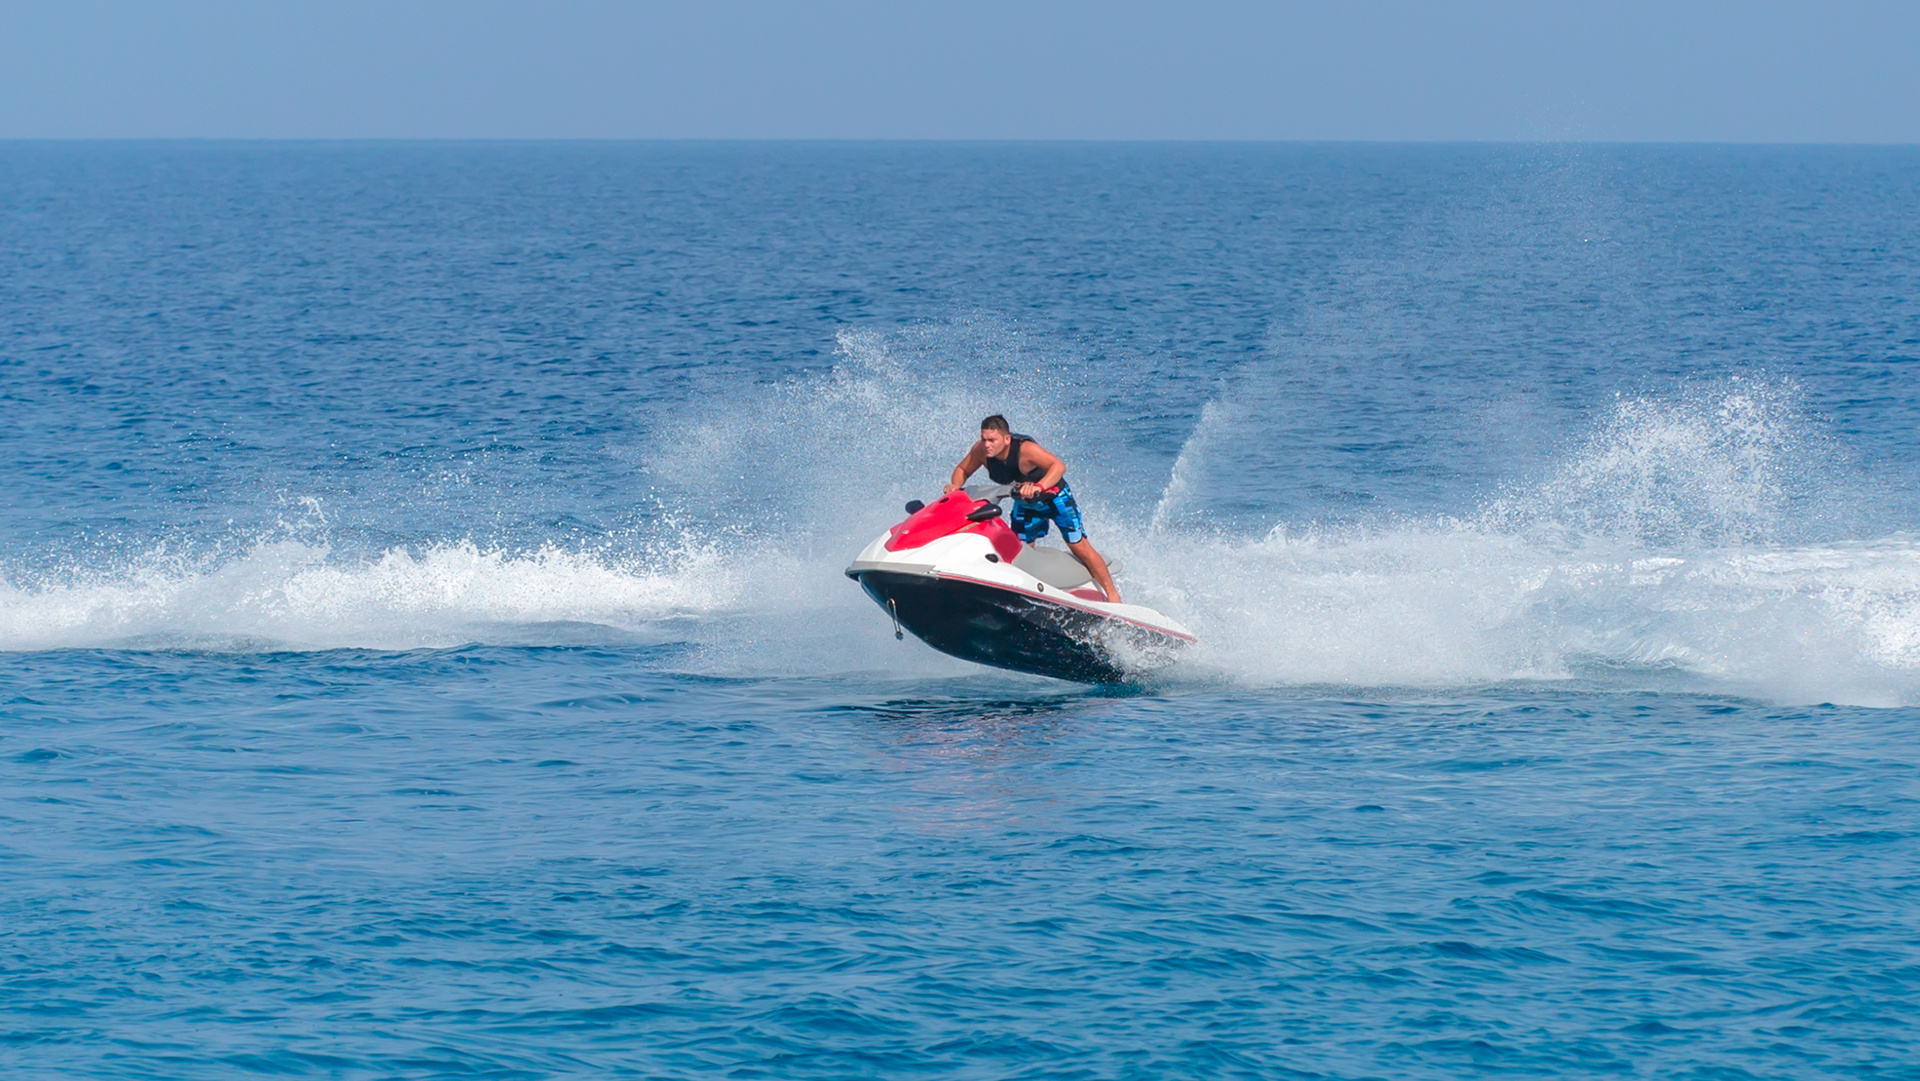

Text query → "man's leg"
[1046,484,1121,603]
[1009,502,1048,545]
[1066,536,1123,604]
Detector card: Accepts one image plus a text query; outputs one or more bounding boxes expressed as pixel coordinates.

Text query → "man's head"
[980,414,1011,457]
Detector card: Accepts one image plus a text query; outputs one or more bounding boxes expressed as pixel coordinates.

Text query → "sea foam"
[0,539,735,653]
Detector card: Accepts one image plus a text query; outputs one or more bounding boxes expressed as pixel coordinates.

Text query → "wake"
[4,330,1919,706]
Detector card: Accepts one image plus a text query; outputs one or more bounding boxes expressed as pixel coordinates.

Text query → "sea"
[3,142,1919,1079]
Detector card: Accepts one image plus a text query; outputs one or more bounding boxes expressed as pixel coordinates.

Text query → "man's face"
[981,428,1010,458]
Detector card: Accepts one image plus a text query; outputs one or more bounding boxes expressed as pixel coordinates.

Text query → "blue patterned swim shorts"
[1008,480,1086,544]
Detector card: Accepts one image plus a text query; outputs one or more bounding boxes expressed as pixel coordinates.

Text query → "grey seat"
[1012,545,1094,589]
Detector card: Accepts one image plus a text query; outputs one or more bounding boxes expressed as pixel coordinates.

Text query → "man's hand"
[943,481,959,494]
[1018,482,1041,500]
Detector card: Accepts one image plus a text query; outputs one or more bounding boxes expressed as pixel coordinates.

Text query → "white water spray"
[3,332,1918,706]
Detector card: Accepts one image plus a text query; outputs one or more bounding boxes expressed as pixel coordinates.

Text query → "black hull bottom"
[854,571,1182,684]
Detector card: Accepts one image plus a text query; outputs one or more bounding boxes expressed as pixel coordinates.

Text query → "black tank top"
[984,434,1048,485]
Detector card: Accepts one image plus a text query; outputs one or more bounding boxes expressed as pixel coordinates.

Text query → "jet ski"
[845,484,1196,683]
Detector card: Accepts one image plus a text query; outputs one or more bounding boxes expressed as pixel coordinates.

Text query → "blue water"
[4,142,1920,1078]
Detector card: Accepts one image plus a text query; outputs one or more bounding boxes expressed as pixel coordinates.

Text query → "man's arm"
[1018,442,1066,499]
[943,441,988,493]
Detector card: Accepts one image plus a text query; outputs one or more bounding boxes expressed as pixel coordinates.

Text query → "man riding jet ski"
[845,416,1195,684]
[943,415,1122,602]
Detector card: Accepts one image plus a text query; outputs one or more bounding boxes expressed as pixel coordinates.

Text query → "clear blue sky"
[3,0,1916,141]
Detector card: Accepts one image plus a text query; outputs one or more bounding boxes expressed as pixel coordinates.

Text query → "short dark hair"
[980,414,1010,433]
